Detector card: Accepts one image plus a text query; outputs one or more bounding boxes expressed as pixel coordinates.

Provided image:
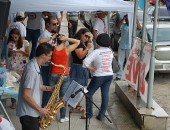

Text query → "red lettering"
[139,63,146,95]
[133,59,140,84]
[125,56,134,81]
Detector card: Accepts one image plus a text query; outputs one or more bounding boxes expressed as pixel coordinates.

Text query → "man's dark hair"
[45,16,56,25]
[36,43,53,57]
[15,16,24,21]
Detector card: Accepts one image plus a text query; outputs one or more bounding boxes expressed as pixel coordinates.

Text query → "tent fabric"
[9,0,134,13]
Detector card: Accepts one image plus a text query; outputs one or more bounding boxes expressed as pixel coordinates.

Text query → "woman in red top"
[49,35,80,123]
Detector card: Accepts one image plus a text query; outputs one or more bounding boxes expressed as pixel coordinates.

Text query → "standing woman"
[49,35,80,123]
[69,28,93,113]
[7,28,30,109]
[83,33,113,121]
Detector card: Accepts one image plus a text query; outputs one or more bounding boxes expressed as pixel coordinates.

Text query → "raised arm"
[117,14,127,30]
[59,36,80,54]
[75,40,93,59]
[136,19,142,30]
[38,33,58,44]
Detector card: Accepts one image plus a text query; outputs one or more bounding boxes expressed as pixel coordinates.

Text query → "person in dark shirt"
[69,28,93,116]
[66,11,80,38]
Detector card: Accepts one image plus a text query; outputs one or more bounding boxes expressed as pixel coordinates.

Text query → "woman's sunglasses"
[84,35,90,39]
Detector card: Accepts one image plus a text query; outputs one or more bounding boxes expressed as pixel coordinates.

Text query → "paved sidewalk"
[1,80,139,130]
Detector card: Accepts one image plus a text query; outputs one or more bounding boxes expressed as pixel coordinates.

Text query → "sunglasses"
[52,23,59,26]
[84,35,90,39]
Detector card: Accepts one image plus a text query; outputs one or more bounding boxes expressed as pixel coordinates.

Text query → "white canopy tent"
[9,0,134,13]
[9,0,134,44]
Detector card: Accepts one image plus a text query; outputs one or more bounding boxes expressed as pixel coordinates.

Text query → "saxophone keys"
[52,110,57,114]
[50,115,54,120]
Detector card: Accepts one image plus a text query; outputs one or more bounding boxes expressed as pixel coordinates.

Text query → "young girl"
[7,28,30,109]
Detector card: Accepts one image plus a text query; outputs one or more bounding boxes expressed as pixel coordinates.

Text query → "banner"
[123,38,152,102]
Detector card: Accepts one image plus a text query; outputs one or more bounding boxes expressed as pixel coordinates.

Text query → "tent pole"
[137,0,148,97]
[147,0,158,108]
[132,0,138,43]
[107,11,111,36]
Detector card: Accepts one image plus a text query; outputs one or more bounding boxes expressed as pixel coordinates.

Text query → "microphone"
[71,88,83,98]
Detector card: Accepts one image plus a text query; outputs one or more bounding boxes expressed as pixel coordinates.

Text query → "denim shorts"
[70,63,89,86]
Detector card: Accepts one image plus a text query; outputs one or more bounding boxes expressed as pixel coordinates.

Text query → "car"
[147,6,170,22]
[137,10,151,24]
[145,23,170,72]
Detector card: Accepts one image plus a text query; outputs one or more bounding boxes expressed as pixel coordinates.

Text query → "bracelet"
[45,86,47,90]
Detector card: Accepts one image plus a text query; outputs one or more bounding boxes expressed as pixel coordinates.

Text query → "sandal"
[80,114,86,119]
[73,105,85,113]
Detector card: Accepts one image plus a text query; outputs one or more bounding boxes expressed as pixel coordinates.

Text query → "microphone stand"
[68,106,73,130]
[80,88,112,130]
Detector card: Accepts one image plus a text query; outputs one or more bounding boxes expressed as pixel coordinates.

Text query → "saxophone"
[39,62,66,129]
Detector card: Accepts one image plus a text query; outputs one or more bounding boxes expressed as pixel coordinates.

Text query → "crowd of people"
[0,10,138,130]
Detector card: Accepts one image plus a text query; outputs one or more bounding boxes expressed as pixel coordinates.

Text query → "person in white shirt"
[83,33,113,121]
[52,11,62,33]
[9,11,26,39]
[92,11,108,48]
[38,16,59,46]
[92,11,108,40]
[38,16,59,107]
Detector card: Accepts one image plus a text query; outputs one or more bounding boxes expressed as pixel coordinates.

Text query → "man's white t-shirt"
[38,29,56,46]
[93,18,107,36]
[9,22,26,37]
[38,29,56,66]
[83,47,113,76]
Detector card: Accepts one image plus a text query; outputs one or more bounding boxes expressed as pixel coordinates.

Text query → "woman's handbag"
[112,57,120,73]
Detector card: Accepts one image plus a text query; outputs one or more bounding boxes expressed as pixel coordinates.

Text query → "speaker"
[0,0,11,37]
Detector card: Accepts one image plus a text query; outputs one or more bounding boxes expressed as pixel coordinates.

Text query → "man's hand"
[38,107,51,117]
[51,33,58,40]
[123,14,128,20]
[86,41,93,49]
[88,66,96,72]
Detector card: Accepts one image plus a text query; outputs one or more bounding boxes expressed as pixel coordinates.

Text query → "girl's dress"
[8,40,29,75]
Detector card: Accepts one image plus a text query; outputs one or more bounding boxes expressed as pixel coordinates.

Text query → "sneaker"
[60,117,69,123]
